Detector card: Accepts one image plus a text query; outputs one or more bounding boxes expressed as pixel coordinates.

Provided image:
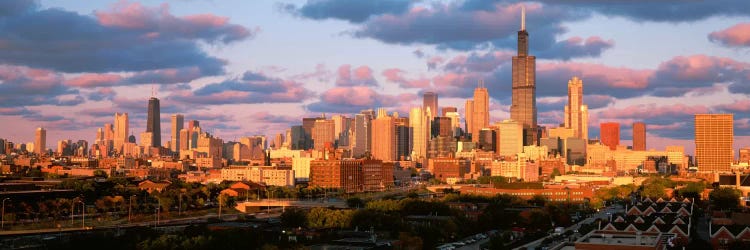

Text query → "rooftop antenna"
[521,5,526,31]
[479,79,485,88]
[151,85,156,98]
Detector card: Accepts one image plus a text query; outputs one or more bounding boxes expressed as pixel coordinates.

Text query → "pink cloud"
[321,86,377,106]
[716,99,750,113]
[335,64,377,86]
[96,1,252,43]
[381,68,430,88]
[66,73,123,87]
[538,62,653,89]
[597,103,709,119]
[709,22,750,47]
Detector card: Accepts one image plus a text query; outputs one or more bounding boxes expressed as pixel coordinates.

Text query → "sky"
[2,0,750,156]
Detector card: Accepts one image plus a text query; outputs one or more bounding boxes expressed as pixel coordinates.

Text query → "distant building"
[564,76,588,140]
[34,127,46,156]
[633,122,646,151]
[171,114,184,153]
[498,120,523,157]
[600,122,620,150]
[312,119,335,151]
[146,97,161,148]
[114,113,129,153]
[695,114,733,172]
[423,92,438,120]
[372,109,396,161]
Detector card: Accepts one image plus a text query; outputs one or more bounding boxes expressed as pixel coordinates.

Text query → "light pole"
[74,200,85,229]
[128,195,136,223]
[155,198,161,226]
[2,198,10,229]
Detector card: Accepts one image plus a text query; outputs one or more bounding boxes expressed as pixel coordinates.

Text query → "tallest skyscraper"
[510,6,537,146]
[147,96,161,148]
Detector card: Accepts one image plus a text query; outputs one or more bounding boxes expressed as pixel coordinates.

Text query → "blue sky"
[3,0,750,155]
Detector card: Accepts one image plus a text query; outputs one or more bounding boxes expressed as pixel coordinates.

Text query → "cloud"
[292,63,335,82]
[170,71,314,105]
[583,94,616,109]
[86,87,116,101]
[650,54,750,96]
[283,0,414,23]
[0,0,252,73]
[251,111,301,124]
[536,36,614,60]
[306,86,416,113]
[444,50,514,72]
[382,68,430,88]
[0,65,82,107]
[709,22,750,47]
[335,64,377,86]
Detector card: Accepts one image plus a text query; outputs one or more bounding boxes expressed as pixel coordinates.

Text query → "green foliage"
[528,195,548,207]
[678,182,706,199]
[306,207,353,229]
[364,199,402,212]
[710,187,741,210]
[641,177,673,199]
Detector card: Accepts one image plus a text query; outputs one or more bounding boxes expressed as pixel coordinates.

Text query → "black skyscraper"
[147,97,161,147]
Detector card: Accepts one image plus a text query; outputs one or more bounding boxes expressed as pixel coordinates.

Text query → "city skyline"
[2,0,750,155]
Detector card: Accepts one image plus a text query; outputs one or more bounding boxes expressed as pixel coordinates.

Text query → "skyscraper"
[410,107,429,161]
[171,114,184,153]
[34,127,46,155]
[498,120,523,157]
[146,97,161,148]
[312,119,335,151]
[695,114,733,172]
[351,114,369,157]
[510,6,538,146]
[423,92,438,120]
[564,77,588,140]
[372,109,396,161]
[633,122,646,151]
[395,117,411,161]
[114,113,129,153]
[465,100,473,137]
[470,81,489,142]
[600,122,620,150]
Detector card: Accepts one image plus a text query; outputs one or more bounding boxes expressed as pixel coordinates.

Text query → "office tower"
[740,147,750,164]
[445,111,461,136]
[423,92,438,120]
[395,117,411,161]
[284,129,292,148]
[564,76,588,140]
[442,107,457,117]
[146,97,161,148]
[510,6,538,146]
[498,120,523,157]
[600,122,620,150]
[313,119,335,151]
[291,125,305,150]
[478,128,495,151]
[351,114,369,157]
[633,122,646,151]
[95,128,104,145]
[179,128,189,151]
[272,133,284,149]
[695,114,733,172]
[465,100,473,137]
[140,132,153,148]
[303,117,324,150]
[171,114,184,153]
[114,112,129,153]
[372,109,396,161]
[410,107,430,161]
[104,123,114,141]
[34,127,46,155]
[432,117,453,138]
[470,81,489,142]
[360,109,375,153]
[188,120,199,133]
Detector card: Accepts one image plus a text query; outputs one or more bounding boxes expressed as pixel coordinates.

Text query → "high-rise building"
[498,120,523,157]
[442,107,457,117]
[34,127,46,155]
[470,81,489,142]
[740,147,750,164]
[171,114,184,153]
[510,7,538,146]
[465,100,474,137]
[372,109,396,161]
[410,107,430,161]
[432,117,453,138]
[272,133,284,149]
[312,119,335,151]
[695,114,733,172]
[114,113,129,153]
[395,117,411,161]
[423,92,438,120]
[564,77,588,140]
[600,122,620,150]
[632,122,646,151]
[179,128,189,151]
[351,114,370,158]
[188,120,199,133]
[146,97,161,148]
[303,117,324,150]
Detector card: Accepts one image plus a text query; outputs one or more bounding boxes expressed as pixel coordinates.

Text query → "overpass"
[235,199,347,212]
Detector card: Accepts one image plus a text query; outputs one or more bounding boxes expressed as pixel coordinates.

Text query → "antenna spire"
[521,5,526,31]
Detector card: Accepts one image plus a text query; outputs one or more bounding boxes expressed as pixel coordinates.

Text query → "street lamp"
[73,200,85,229]
[128,195,136,223]
[155,198,161,226]
[2,198,10,229]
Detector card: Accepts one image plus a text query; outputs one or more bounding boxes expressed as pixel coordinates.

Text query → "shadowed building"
[146,97,161,147]
[510,7,538,146]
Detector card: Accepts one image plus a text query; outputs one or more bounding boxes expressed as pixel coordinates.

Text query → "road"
[514,204,624,250]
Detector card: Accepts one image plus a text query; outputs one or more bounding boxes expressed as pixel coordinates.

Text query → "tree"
[346,197,365,208]
[710,187,741,210]
[642,182,666,199]
[280,208,307,229]
[678,182,705,199]
[528,195,548,207]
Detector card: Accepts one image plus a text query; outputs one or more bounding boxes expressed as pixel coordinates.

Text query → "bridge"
[235,199,347,212]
